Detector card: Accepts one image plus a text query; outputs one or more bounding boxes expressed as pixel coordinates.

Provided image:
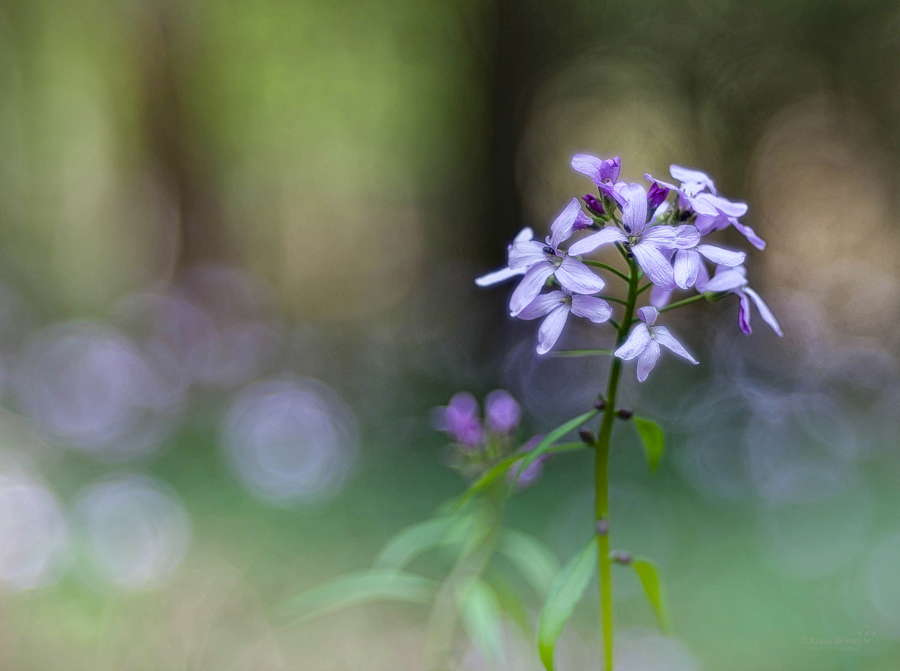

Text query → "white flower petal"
[614,323,651,360]
[653,326,699,364]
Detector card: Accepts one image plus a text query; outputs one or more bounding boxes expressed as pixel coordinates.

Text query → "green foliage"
[632,558,670,631]
[538,537,599,671]
[512,409,600,485]
[374,515,476,569]
[497,528,561,597]
[632,416,665,471]
[458,577,506,666]
[282,569,436,621]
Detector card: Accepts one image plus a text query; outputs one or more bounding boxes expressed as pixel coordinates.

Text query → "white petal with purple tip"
[744,287,783,336]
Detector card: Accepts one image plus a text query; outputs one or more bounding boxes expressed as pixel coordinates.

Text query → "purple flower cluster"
[432,390,546,487]
[477,155,782,381]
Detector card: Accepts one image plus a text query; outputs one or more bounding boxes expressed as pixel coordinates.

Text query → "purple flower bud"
[433,392,483,447]
[647,182,670,210]
[508,435,547,490]
[582,194,605,216]
[484,389,521,434]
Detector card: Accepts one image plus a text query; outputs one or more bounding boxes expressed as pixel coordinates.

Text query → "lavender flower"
[672,241,746,289]
[507,199,606,315]
[701,265,783,336]
[518,289,613,355]
[614,307,698,382]
[568,183,696,289]
[484,389,521,434]
[433,392,483,447]
[571,154,623,202]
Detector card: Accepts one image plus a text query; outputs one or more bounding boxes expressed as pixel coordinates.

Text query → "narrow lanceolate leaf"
[632,558,670,631]
[374,515,474,569]
[632,416,665,472]
[513,409,601,486]
[497,528,561,597]
[458,578,506,666]
[538,538,599,671]
[282,570,436,621]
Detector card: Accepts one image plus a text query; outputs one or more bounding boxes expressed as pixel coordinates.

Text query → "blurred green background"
[0,0,899,669]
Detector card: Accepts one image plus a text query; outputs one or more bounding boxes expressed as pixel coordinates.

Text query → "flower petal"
[670,224,701,249]
[508,240,548,271]
[737,292,753,334]
[704,194,748,217]
[556,257,606,294]
[702,268,747,293]
[696,244,746,266]
[653,326,699,364]
[632,242,676,289]
[669,165,717,195]
[536,304,570,355]
[640,226,678,245]
[571,154,620,184]
[619,183,649,234]
[650,285,672,308]
[567,227,627,256]
[475,265,523,287]
[637,306,658,326]
[548,199,584,249]
[694,261,711,292]
[674,249,701,289]
[636,339,661,382]
[513,227,535,244]
[731,219,766,250]
[517,290,566,320]
[571,295,612,323]
[644,173,680,192]
[509,264,555,316]
[744,287,783,336]
[614,323,651,360]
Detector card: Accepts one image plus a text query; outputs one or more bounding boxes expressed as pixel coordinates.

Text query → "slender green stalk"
[583,261,629,282]
[552,348,614,358]
[658,293,707,313]
[594,256,639,670]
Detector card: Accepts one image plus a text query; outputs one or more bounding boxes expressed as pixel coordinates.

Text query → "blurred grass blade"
[374,515,473,569]
[458,577,506,667]
[454,453,521,510]
[498,528,561,596]
[632,558,670,631]
[538,537,599,671]
[283,570,436,621]
[633,416,665,472]
[488,570,534,638]
[513,409,600,485]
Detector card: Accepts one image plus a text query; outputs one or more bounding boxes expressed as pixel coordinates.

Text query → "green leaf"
[458,577,506,666]
[538,537,599,671]
[374,515,474,569]
[497,528,561,596]
[513,409,600,486]
[282,569,436,621]
[632,416,665,472]
[632,558,670,631]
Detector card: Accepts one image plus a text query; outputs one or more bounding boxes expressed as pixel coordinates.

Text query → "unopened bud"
[610,550,632,565]
[596,519,609,536]
[594,396,606,411]
[616,408,633,420]
[579,429,595,445]
[582,194,605,216]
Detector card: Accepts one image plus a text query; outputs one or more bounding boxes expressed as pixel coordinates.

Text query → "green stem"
[658,293,707,313]
[552,348,613,358]
[595,256,639,671]
[582,261,629,282]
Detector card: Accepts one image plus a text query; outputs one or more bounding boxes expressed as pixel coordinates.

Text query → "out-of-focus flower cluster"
[478,155,782,381]
[432,390,545,488]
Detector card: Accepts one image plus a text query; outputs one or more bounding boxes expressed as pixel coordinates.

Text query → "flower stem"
[594,256,639,670]
[582,261,629,282]
[658,292,707,313]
